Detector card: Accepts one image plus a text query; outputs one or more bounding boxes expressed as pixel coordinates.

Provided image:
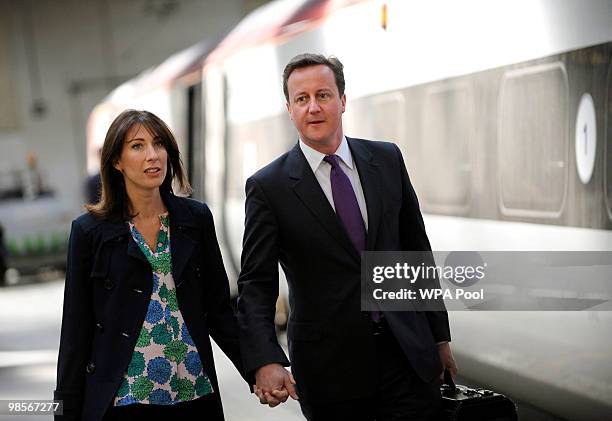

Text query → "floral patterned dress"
[114,213,213,406]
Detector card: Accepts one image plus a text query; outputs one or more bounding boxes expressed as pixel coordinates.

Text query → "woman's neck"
[127,187,166,220]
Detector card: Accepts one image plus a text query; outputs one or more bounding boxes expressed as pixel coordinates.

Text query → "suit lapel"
[288,144,361,262]
[348,138,382,250]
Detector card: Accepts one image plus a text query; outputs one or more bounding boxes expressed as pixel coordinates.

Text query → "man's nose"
[308,99,321,113]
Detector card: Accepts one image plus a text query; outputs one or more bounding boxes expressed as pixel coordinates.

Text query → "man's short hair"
[282,53,345,101]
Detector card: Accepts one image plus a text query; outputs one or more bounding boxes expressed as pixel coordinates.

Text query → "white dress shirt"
[299,136,368,231]
[300,137,448,345]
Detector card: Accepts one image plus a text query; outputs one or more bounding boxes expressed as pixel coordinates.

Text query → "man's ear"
[341,94,346,113]
[286,102,293,120]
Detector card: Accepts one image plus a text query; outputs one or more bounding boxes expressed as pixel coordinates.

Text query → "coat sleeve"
[54,219,95,421]
[199,203,253,385]
[236,177,290,376]
[394,144,451,343]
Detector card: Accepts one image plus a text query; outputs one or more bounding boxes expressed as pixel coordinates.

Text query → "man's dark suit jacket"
[237,137,451,404]
[54,192,247,421]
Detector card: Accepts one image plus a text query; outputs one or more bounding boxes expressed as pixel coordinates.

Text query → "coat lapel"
[347,138,382,250]
[163,192,197,286]
[100,220,148,264]
[288,144,361,262]
[109,193,198,287]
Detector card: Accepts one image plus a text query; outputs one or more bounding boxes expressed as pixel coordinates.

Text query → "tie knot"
[323,155,340,168]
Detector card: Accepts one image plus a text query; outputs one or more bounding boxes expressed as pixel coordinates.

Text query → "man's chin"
[303,132,332,144]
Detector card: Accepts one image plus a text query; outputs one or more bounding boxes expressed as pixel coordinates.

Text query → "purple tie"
[323,155,366,253]
[323,155,382,323]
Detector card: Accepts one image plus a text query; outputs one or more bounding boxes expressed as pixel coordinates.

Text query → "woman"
[54,110,248,421]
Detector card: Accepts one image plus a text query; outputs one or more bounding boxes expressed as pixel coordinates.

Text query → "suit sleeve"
[54,220,94,421]
[394,144,451,343]
[200,203,253,385]
[236,177,290,375]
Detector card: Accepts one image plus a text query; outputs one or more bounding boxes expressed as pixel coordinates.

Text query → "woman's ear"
[113,160,122,172]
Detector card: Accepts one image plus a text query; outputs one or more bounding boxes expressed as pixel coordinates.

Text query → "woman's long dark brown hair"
[86,109,191,221]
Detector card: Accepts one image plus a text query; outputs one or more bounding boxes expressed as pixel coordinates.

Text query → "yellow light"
[381,3,387,31]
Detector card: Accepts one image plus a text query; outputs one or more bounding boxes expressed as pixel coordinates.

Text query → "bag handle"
[443,369,456,392]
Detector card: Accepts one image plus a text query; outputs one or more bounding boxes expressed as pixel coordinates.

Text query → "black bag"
[438,371,518,421]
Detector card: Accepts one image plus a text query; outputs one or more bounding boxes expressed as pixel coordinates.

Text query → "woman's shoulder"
[72,211,120,237]
[169,194,212,219]
[73,211,101,230]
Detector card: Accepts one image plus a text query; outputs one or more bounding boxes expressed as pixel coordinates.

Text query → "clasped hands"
[253,363,299,407]
[253,345,456,407]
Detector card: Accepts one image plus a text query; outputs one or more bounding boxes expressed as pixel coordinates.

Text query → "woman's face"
[114,124,168,195]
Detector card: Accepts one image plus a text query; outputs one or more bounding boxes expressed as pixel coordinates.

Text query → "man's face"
[286,64,346,153]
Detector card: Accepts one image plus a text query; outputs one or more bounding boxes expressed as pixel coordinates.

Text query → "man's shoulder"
[348,137,399,154]
[347,137,401,165]
[249,147,297,184]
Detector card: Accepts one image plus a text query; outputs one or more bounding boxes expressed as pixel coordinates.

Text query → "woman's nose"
[145,144,159,160]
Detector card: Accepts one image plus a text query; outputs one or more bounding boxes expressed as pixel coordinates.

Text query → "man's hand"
[253,363,299,407]
[438,342,458,382]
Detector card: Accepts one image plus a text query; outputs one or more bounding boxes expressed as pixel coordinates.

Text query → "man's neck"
[301,134,344,156]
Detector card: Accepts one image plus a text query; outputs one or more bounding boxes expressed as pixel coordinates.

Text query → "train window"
[395,92,424,197]
[371,92,405,143]
[498,62,568,217]
[421,82,473,213]
[346,92,424,196]
[606,60,612,221]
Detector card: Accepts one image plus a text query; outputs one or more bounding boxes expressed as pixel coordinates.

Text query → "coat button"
[86,362,95,374]
[121,332,130,338]
[96,322,104,332]
[103,279,113,290]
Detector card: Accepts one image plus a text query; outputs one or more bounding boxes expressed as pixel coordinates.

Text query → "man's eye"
[296,96,306,103]
[319,92,330,99]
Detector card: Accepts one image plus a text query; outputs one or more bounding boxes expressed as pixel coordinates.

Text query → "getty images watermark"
[361,251,612,311]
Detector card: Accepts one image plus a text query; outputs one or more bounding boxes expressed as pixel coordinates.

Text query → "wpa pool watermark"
[361,251,612,311]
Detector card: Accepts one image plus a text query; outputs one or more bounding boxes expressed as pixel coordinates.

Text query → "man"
[236,53,456,420]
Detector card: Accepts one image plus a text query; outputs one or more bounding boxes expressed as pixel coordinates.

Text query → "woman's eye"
[131,143,143,150]
[154,141,165,148]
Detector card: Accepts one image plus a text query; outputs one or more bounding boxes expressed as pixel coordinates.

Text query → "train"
[87,0,612,419]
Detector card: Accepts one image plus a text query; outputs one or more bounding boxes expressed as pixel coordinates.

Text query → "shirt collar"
[299,136,354,173]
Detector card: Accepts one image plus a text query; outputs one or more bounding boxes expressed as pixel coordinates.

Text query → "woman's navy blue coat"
[54,193,247,421]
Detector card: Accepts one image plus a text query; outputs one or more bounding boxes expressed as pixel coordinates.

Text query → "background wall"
[0,0,268,212]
